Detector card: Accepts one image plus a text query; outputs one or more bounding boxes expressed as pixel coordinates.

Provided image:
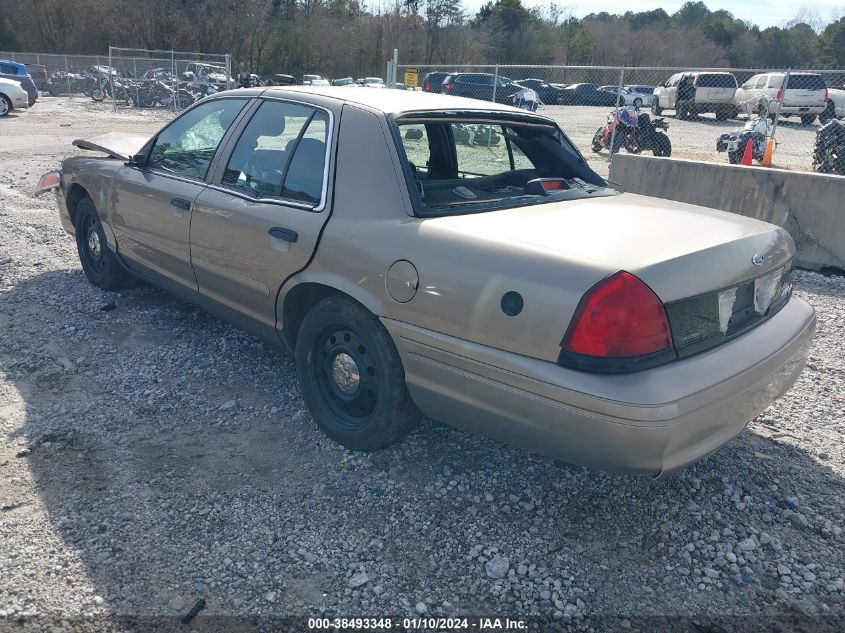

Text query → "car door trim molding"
[113,225,190,263]
[191,256,271,297]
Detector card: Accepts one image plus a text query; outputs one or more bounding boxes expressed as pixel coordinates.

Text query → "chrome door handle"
[169,197,191,218]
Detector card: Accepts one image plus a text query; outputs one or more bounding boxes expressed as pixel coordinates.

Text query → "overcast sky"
[459,1,844,29]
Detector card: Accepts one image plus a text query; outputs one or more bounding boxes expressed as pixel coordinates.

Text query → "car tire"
[633,98,642,109]
[800,114,817,125]
[295,295,421,451]
[0,94,10,117]
[652,133,672,157]
[651,101,662,115]
[74,197,134,290]
[91,88,105,102]
[591,127,604,153]
[715,106,730,121]
[819,100,835,125]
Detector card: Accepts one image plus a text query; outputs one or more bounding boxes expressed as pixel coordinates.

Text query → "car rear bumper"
[11,95,30,109]
[384,296,815,475]
[772,103,826,115]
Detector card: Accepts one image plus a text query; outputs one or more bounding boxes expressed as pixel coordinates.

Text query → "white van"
[733,72,828,124]
[652,71,738,120]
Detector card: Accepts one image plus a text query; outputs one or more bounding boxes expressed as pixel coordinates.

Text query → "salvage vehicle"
[36,87,816,475]
[0,59,37,106]
[592,106,671,156]
[184,62,229,89]
[733,72,828,125]
[653,72,738,120]
[716,99,774,164]
[0,76,30,116]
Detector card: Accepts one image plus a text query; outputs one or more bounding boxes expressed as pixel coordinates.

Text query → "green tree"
[0,14,16,50]
[816,17,845,68]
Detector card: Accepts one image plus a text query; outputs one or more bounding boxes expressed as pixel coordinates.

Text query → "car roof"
[229,85,546,116]
[0,60,26,71]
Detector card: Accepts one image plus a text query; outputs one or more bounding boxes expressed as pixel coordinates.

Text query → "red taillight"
[424,82,430,91]
[824,88,829,101]
[776,88,783,101]
[446,82,455,91]
[562,272,672,358]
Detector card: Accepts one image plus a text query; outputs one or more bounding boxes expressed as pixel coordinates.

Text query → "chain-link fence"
[1,48,232,113]
[399,64,845,177]
[106,48,232,112]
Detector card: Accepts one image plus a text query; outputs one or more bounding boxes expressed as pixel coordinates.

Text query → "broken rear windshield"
[392,114,611,216]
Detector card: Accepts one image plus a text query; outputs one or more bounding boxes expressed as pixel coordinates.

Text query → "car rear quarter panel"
[279,104,616,363]
[281,106,795,366]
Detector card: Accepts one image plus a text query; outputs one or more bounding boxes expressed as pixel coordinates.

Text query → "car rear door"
[189,97,335,329]
[111,97,250,290]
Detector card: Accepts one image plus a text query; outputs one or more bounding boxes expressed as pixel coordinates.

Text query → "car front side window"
[148,98,248,180]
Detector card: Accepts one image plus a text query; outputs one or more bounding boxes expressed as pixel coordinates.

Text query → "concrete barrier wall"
[608,154,845,272]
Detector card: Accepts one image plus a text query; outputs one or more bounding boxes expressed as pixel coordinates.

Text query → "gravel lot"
[1,97,844,632]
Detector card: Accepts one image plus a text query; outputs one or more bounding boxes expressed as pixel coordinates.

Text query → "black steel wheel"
[296,295,421,451]
[312,327,379,428]
[74,197,133,290]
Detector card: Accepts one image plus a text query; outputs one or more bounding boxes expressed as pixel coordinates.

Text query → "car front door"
[189,98,334,330]
[111,97,250,289]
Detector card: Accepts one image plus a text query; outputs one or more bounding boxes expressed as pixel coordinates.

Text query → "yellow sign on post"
[403,67,419,89]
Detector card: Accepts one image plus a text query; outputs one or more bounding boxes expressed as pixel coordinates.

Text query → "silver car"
[37,87,815,475]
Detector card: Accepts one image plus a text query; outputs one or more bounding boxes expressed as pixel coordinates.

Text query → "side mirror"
[126,154,146,168]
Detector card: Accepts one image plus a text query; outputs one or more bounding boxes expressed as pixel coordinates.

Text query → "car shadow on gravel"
[3,270,844,630]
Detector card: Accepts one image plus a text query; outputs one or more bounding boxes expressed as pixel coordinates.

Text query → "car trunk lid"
[423,191,794,303]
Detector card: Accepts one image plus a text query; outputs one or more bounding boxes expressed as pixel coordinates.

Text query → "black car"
[422,71,451,94]
[441,73,522,104]
[515,78,563,105]
[558,83,618,107]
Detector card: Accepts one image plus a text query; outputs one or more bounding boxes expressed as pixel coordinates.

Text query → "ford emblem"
[752,253,764,266]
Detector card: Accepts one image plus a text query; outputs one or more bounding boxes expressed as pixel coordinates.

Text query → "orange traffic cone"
[741,139,754,166]
[762,138,774,167]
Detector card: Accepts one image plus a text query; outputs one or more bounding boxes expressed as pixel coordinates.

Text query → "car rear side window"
[221,100,315,198]
[787,74,826,90]
[697,74,737,88]
[148,98,248,180]
[280,111,329,205]
[394,116,609,216]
